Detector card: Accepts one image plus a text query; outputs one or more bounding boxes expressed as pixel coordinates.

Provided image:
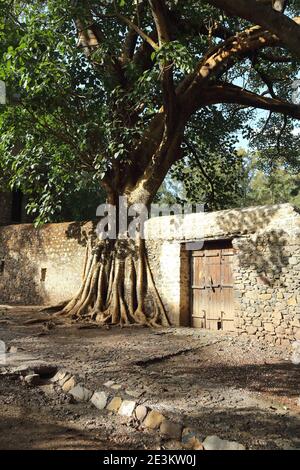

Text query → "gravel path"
[0,305,299,450]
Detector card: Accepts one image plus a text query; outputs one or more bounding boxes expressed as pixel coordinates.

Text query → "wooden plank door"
[191,240,235,331]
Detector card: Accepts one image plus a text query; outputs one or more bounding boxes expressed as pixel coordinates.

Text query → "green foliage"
[246,168,300,206]
[167,107,250,210]
[0,0,299,223]
[242,148,300,207]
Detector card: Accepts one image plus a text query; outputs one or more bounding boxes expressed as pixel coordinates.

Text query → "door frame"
[188,238,235,329]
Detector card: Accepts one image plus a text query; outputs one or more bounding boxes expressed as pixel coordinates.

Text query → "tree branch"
[114,12,159,51]
[202,83,300,120]
[184,139,216,204]
[251,55,278,98]
[259,52,293,63]
[148,0,177,130]
[148,0,172,45]
[187,26,278,92]
[204,0,300,59]
[75,16,126,87]
[120,1,146,62]
[170,14,235,41]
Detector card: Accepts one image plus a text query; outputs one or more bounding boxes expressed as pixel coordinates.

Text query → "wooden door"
[191,240,235,331]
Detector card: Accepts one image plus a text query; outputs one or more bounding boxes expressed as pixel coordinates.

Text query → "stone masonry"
[0,203,299,344]
[0,221,93,304]
[144,203,300,344]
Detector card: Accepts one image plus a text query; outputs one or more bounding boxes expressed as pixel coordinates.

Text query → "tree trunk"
[55,123,184,326]
[56,233,169,327]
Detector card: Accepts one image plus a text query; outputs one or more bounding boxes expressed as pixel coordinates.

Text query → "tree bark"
[54,127,185,326]
[56,218,169,327]
[205,0,300,60]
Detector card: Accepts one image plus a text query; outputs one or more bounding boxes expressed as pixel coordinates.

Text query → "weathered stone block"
[143,410,165,429]
[181,428,203,450]
[246,326,257,335]
[264,322,275,333]
[51,370,72,386]
[135,405,148,422]
[106,396,122,412]
[203,435,245,451]
[273,311,283,321]
[160,420,183,440]
[62,376,76,393]
[118,400,136,417]
[69,385,93,402]
[259,293,272,301]
[91,391,108,410]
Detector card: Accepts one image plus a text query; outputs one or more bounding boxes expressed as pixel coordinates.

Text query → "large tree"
[1,0,300,325]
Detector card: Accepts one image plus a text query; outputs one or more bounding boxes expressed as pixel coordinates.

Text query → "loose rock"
[162,439,184,450]
[135,405,148,422]
[126,389,143,398]
[104,380,115,388]
[62,376,76,393]
[181,428,203,450]
[111,384,123,391]
[118,400,136,417]
[91,391,108,410]
[160,420,183,440]
[24,374,40,386]
[203,435,245,450]
[51,370,72,386]
[68,385,93,402]
[143,410,165,429]
[106,396,122,412]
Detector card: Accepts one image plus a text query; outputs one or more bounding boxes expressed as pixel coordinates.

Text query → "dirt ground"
[0,305,300,450]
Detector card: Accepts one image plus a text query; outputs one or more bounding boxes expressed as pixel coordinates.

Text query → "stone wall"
[0,221,93,304]
[233,233,300,346]
[144,203,300,344]
[0,203,299,344]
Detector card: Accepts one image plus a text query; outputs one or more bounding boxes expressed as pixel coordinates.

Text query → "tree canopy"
[0,0,300,223]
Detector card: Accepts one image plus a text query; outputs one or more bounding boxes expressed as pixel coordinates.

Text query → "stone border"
[50,369,246,451]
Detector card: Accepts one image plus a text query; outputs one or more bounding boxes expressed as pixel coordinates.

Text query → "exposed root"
[40,299,70,314]
[54,236,169,328]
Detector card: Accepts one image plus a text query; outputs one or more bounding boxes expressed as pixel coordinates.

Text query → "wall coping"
[0,203,299,242]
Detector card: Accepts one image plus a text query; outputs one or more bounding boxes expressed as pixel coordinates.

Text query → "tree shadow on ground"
[0,405,125,450]
[160,360,300,399]
[182,406,300,449]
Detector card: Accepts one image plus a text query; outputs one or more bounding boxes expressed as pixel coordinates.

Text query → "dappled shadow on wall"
[64,221,97,247]
[216,206,290,286]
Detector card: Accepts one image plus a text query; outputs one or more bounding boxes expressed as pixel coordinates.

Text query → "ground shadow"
[151,360,300,399]
[176,406,300,449]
